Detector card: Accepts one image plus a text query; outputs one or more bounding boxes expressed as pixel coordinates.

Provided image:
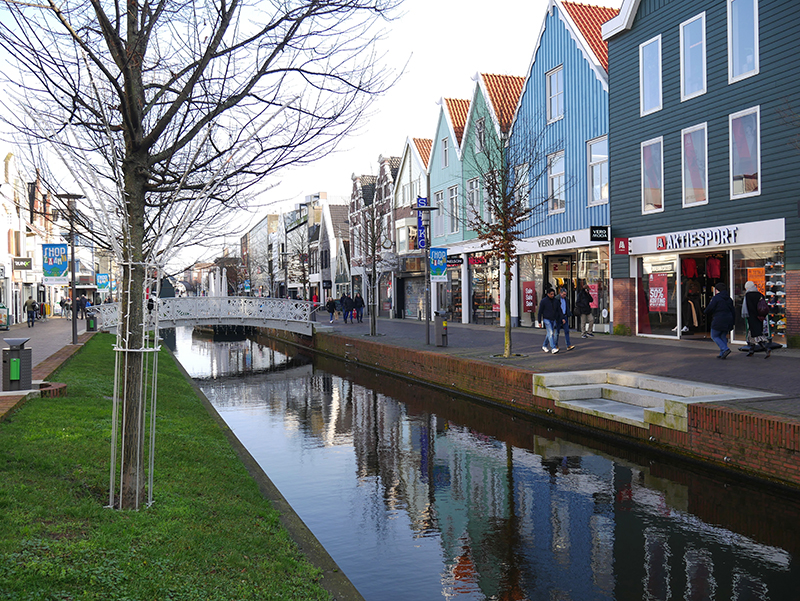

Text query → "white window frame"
[680,13,707,101]
[442,138,449,168]
[729,105,761,199]
[484,171,497,223]
[681,123,708,207]
[514,162,529,207]
[587,136,609,206]
[548,151,566,214]
[727,0,759,84]
[546,66,564,123]
[641,137,664,214]
[448,185,459,233]
[639,35,662,117]
[466,177,480,225]
[433,190,444,236]
[475,118,485,153]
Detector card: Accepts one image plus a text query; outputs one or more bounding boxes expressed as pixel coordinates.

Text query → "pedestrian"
[325,297,336,323]
[575,280,594,338]
[24,296,37,328]
[743,280,771,358]
[354,293,365,323]
[78,294,88,319]
[341,292,354,324]
[703,282,736,359]
[59,297,66,317]
[537,287,562,354]
[555,287,575,351]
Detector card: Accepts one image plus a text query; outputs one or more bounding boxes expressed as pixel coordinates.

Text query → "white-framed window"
[728,0,759,83]
[548,151,565,213]
[448,185,459,233]
[587,137,609,206]
[514,162,529,207]
[466,177,480,225]
[475,118,485,153]
[442,138,449,168]
[639,35,662,116]
[547,66,564,122]
[729,106,760,198]
[680,13,706,101]
[433,190,444,236]
[397,225,408,253]
[682,123,708,207]
[641,137,664,214]
[483,171,497,223]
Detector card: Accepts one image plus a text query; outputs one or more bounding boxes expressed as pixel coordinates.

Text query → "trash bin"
[86,311,97,332]
[3,337,32,391]
[434,312,448,347]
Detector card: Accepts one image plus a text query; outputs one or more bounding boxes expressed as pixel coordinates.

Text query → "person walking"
[354,293,365,323]
[575,281,594,338]
[704,282,736,359]
[325,297,336,323]
[743,280,771,358]
[555,287,575,351]
[537,288,562,354]
[341,293,354,324]
[24,296,37,328]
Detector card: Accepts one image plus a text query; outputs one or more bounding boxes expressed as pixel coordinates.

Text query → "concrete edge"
[167,348,364,601]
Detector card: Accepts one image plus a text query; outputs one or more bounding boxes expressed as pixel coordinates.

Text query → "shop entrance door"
[545,254,576,328]
[678,252,729,339]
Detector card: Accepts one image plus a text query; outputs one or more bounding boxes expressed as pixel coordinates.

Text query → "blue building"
[509,0,619,329]
[603,0,799,346]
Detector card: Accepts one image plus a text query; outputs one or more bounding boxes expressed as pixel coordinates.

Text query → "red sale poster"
[649,273,668,312]
[522,281,536,312]
[588,283,599,309]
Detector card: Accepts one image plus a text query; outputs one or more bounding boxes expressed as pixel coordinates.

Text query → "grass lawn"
[0,333,330,600]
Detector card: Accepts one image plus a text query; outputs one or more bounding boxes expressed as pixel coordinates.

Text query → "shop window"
[639,35,662,116]
[680,13,706,101]
[728,0,759,83]
[730,106,760,198]
[733,244,785,346]
[682,123,708,207]
[588,137,608,206]
[641,137,664,214]
[637,255,678,337]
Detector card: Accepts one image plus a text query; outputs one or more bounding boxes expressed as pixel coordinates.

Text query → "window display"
[733,244,785,346]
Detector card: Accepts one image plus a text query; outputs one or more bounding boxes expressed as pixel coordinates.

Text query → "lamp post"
[57,193,82,345]
[414,198,438,345]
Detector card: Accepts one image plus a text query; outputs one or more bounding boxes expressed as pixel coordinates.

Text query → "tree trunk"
[503,252,513,357]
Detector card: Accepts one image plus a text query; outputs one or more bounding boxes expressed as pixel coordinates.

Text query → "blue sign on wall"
[416,196,428,249]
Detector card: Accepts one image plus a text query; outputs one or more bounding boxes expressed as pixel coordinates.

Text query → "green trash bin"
[86,313,97,332]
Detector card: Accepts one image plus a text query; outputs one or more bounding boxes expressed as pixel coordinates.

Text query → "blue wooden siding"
[511,4,610,240]
[607,0,800,277]
[429,107,468,246]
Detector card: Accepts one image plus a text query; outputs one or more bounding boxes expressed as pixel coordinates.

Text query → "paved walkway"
[321,317,800,420]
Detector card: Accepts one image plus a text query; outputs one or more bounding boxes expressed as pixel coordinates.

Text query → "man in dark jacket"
[537,288,562,354]
[703,282,736,359]
[340,293,354,324]
[575,281,594,338]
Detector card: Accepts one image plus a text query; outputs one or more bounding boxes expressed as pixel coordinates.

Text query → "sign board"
[416,197,428,249]
[590,226,609,242]
[613,238,630,255]
[322,280,332,289]
[96,273,110,290]
[13,257,31,270]
[430,248,447,282]
[649,273,668,312]
[522,281,536,312]
[746,268,766,295]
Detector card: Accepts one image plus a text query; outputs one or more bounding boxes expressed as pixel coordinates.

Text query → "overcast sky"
[255,0,623,210]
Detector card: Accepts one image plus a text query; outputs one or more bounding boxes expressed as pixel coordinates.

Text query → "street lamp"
[413,198,438,345]
[57,193,82,346]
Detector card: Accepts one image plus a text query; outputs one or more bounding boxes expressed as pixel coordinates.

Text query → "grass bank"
[0,333,330,600]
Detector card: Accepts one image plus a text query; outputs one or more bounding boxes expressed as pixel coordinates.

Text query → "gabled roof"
[355,174,376,206]
[443,98,470,146]
[602,0,641,40]
[563,1,619,72]
[328,205,350,240]
[413,138,432,168]
[481,73,525,134]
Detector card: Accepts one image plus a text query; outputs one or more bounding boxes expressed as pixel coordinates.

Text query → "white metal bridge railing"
[93,296,316,336]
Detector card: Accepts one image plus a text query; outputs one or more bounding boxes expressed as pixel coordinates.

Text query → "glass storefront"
[637,254,679,337]
[436,266,462,321]
[379,273,392,318]
[518,254,544,327]
[402,277,425,319]
[733,244,786,346]
[469,252,500,325]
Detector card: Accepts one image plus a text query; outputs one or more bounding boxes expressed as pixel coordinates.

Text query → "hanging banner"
[588,283,599,309]
[430,248,447,282]
[522,281,537,312]
[649,273,668,312]
[96,273,110,290]
[42,244,69,285]
[416,196,428,249]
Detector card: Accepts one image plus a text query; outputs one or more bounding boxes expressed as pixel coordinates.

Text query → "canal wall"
[260,328,800,491]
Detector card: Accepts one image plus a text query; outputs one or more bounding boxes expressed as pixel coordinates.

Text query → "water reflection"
[172,330,800,601]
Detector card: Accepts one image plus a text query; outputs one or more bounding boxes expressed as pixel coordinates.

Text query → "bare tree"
[358,201,396,336]
[462,119,556,357]
[0,0,400,508]
[288,227,311,299]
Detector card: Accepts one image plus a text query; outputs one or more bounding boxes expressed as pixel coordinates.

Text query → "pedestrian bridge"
[93,297,317,336]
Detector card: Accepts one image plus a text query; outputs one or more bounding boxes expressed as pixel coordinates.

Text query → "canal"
[172,327,800,601]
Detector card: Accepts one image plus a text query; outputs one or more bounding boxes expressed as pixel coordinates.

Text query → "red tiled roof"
[444,98,470,145]
[481,73,525,133]
[413,138,432,168]
[562,1,619,73]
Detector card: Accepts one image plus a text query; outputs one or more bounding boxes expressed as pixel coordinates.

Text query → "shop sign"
[416,196,428,249]
[322,280,332,289]
[13,257,31,270]
[468,256,487,265]
[522,281,536,312]
[430,248,447,282]
[537,234,577,249]
[590,226,609,242]
[96,273,110,290]
[613,238,629,255]
[43,244,69,285]
[447,257,463,267]
[655,226,738,251]
[649,273,668,312]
